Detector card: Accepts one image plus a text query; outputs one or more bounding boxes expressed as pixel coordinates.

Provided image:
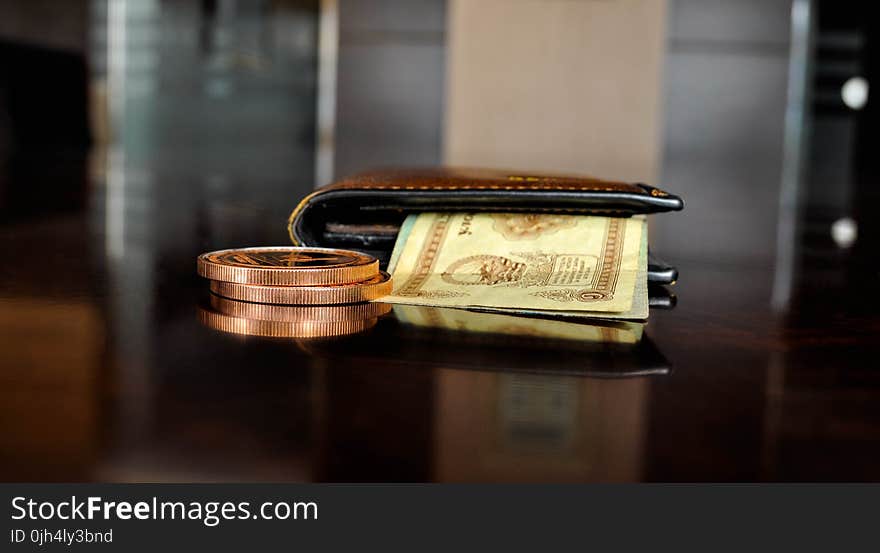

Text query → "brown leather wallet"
[288,167,683,281]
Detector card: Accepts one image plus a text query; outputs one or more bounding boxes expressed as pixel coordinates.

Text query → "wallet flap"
[289,167,682,246]
[317,167,675,197]
[288,167,683,284]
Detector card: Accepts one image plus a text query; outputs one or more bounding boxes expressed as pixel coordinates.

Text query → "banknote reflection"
[392,304,644,344]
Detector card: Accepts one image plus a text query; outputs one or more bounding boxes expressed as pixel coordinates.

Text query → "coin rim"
[197,246,379,286]
[209,294,392,322]
[209,271,393,305]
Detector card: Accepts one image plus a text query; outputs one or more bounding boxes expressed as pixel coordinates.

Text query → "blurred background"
[2,0,877,298]
[1,0,879,481]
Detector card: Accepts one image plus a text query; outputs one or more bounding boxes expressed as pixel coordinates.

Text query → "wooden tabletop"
[1,170,879,482]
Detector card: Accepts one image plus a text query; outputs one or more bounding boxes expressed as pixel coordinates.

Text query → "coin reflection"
[210,294,391,321]
[198,296,391,339]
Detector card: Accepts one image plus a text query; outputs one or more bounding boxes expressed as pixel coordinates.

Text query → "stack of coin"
[196,246,392,338]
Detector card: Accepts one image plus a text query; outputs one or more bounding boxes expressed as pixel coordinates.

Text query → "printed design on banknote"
[434,219,624,303]
[387,213,644,316]
[528,217,624,302]
[396,213,470,298]
[396,216,625,303]
[489,214,578,240]
[410,289,469,298]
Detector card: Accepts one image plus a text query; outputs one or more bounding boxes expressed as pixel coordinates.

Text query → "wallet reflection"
[196,296,670,480]
[305,305,668,481]
[432,370,647,481]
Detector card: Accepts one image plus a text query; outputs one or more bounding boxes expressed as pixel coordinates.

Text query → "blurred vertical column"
[772,0,813,310]
[314,0,338,186]
[789,2,878,301]
[762,3,880,481]
[0,0,105,481]
[654,1,795,480]
[330,0,446,181]
[444,0,667,184]
[442,0,668,481]
[658,0,793,274]
[90,0,161,476]
[90,0,321,478]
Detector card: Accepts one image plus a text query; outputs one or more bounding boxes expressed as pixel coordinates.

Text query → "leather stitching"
[327,184,641,193]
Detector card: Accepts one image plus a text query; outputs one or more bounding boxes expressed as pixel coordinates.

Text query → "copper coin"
[197,246,379,286]
[198,306,377,338]
[209,271,393,305]
[210,294,392,322]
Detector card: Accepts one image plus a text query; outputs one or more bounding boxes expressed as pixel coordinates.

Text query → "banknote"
[384,212,646,318]
[465,225,648,320]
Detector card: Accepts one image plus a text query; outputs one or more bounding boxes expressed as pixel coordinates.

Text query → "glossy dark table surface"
[2,163,880,482]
